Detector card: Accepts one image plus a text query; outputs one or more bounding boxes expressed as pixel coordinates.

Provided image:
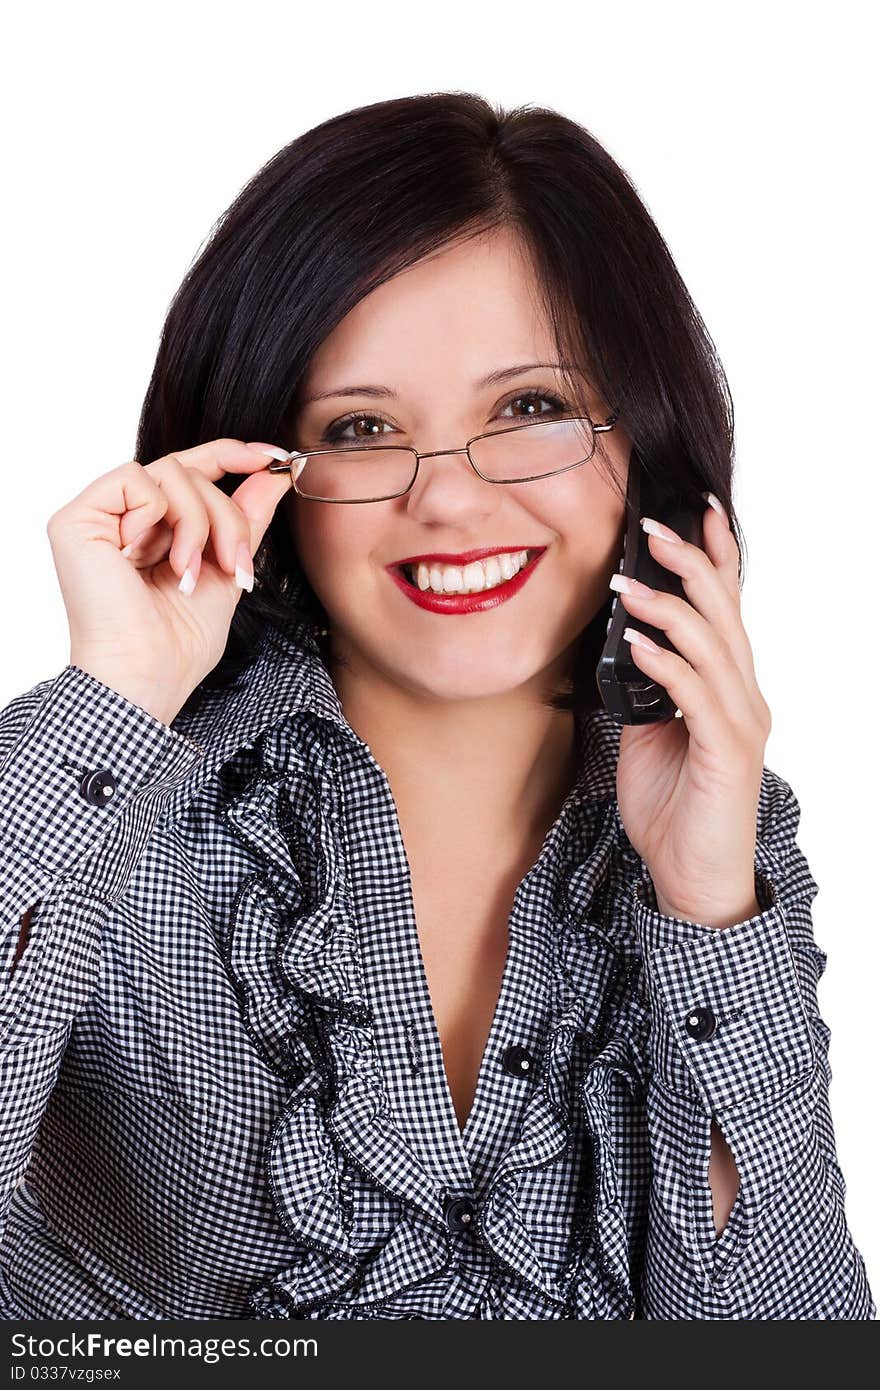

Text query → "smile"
[386,547,546,615]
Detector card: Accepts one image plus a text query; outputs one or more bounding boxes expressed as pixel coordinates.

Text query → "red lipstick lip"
[390,545,546,567]
[387,547,546,615]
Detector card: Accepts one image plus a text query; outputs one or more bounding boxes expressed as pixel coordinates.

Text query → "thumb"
[228,464,296,552]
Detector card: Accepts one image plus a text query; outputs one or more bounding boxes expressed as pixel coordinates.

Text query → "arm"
[633,767,875,1319]
[708,1119,740,1236]
[0,665,204,1245]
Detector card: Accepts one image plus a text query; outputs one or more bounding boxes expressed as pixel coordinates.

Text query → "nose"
[404,441,497,523]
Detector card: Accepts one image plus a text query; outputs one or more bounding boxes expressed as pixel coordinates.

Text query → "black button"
[79,769,119,807]
[683,1006,717,1041]
[501,1044,535,1078]
[443,1195,476,1232]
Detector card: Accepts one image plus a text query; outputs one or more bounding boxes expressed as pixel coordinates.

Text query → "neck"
[330,646,580,864]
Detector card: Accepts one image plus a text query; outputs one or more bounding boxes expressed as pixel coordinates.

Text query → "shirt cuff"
[0,666,207,1042]
[631,860,816,1113]
[0,665,205,898]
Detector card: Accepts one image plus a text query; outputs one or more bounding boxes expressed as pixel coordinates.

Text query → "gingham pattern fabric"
[0,617,874,1320]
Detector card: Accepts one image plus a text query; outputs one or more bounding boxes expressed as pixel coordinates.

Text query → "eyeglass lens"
[293,417,598,502]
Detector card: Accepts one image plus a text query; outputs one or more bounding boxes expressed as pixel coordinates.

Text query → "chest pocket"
[26,1077,212,1318]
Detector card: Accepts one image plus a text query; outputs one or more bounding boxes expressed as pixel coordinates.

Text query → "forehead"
[300,228,556,395]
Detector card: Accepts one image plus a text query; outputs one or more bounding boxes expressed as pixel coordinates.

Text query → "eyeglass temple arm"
[594,409,620,432]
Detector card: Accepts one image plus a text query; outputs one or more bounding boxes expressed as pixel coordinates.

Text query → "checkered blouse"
[0,617,874,1319]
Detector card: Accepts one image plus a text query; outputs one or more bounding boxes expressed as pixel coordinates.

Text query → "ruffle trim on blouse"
[474,802,648,1316]
[217,714,647,1319]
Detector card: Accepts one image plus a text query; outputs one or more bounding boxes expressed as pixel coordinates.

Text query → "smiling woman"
[0,91,873,1323]
[139,91,739,721]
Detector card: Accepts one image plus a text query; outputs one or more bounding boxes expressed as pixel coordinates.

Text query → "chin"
[381,643,554,704]
[399,673,540,704]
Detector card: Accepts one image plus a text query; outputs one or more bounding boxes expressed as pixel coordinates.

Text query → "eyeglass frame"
[265,408,621,502]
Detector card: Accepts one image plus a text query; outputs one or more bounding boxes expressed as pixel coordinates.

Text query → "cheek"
[534,470,624,569]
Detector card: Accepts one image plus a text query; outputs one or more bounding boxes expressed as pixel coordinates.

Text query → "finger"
[121,519,173,564]
[224,463,296,553]
[124,451,293,582]
[699,493,741,600]
[184,467,252,579]
[622,628,757,770]
[147,438,291,484]
[140,455,213,580]
[614,578,759,742]
[119,440,290,558]
[54,459,169,554]
[149,440,294,555]
[639,516,760,693]
[140,442,291,578]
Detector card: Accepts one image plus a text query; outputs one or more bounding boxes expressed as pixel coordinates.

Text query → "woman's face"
[282,226,632,705]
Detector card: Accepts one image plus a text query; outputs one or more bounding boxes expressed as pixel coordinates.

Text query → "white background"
[2,0,877,1300]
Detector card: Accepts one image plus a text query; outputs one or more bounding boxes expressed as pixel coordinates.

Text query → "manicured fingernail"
[624,626,662,653]
[235,542,254,592]
[701,491,728,525]
[178,549,201,596]
[610,573,656,599]
[640,516,682,544]
[121,529,148,558]
[245,442,291,462]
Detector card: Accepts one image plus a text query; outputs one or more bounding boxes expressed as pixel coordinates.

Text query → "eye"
[318,388,573,447]
[497,390,570,420]
[321,413,391,446]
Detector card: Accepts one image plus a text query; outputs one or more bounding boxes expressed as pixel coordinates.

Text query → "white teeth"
[443,567,463,593]
[483,556,502,587]
[412,550,532,595]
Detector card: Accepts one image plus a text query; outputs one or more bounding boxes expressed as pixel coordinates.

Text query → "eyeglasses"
[265,410,620,503]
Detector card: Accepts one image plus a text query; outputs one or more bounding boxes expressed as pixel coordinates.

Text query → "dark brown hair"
[134,91,743,717]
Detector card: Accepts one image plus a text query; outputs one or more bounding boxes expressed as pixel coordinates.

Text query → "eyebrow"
[298,362,580,407]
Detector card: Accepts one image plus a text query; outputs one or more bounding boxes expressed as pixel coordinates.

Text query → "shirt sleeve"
[631,765,875,1319]
[0,665,205,1243]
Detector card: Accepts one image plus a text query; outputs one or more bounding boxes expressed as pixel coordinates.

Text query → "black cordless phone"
[596,452,706,724]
